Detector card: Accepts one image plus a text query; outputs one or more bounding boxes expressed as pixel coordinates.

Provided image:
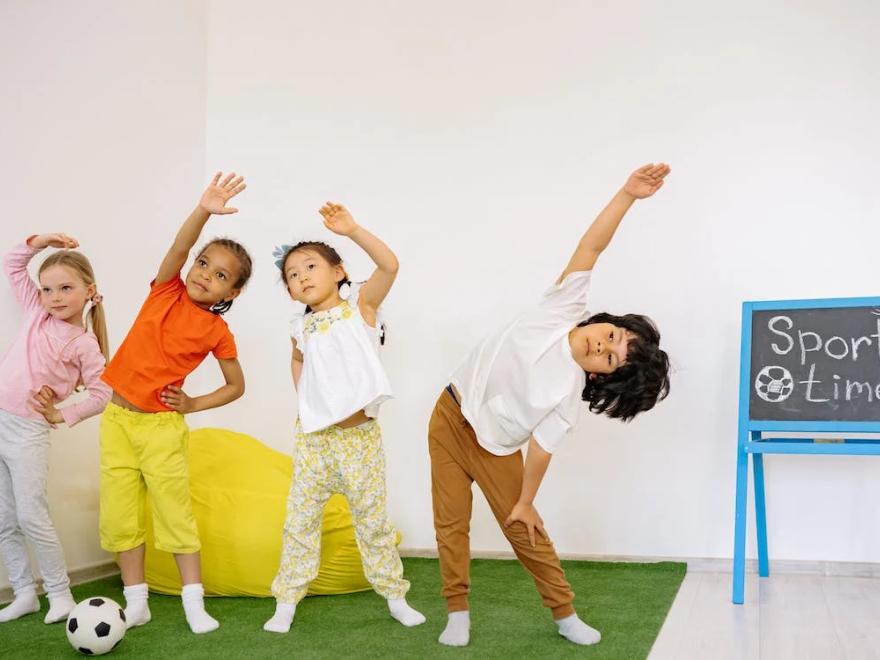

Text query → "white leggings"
[0,409,69,595]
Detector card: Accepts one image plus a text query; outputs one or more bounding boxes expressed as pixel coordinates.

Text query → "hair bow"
[273,244,293,270]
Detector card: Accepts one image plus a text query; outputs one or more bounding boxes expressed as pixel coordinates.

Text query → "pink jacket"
[0,242,111,426]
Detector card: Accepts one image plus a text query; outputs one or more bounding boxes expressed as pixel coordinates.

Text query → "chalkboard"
[734,298,880,606]
[749,304,880,421]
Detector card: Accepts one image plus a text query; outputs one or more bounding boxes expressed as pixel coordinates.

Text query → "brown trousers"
[428,388,575,619]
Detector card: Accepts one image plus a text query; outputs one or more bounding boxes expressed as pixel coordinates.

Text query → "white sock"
[123,583,151,629]
[44,589,76,624]
[181,583,218,634]
[387,597,426,627]
[0,586,40,622]
[263,602,296,633]
[439,610,470,646]
[556,613,601,645]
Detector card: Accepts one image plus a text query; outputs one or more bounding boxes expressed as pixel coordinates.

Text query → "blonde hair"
[38,251,110,361]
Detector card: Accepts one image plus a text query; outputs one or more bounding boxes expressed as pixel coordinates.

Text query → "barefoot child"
[0,234,110,624]
[99,172,252,634]
[264,203,425,633]
[430,164,672,647]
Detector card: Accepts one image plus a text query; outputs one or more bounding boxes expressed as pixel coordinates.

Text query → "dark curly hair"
[580,312,670,422]
[197,237,253,315]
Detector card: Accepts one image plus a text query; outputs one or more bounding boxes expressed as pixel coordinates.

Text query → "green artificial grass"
[1,557,685,659]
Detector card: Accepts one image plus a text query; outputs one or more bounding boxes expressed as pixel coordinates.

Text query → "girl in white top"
[264,203,425,634]
[430,164,672,648]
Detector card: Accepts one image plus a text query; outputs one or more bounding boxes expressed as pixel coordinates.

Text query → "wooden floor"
[649,572,880,659]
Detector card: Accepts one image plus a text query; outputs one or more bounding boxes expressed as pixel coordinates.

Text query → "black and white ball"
[66,597,127,656]
[755,365,794,403]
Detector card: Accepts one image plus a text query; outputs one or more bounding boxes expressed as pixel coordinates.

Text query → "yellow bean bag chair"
[143,428,385,597]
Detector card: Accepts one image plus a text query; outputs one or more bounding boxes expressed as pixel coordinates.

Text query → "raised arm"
[4,234,78,311]
[155,172,247,284]
[558,163,670,283]
[319,202,399,323]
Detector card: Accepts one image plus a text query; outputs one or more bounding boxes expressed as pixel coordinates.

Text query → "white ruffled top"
[290,283,392,433]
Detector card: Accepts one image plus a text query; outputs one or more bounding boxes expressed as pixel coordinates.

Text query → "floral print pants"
[271,419,409,604]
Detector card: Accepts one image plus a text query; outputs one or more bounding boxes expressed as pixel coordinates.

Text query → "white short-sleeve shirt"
[291,283,392,433]
[451,270,591,455]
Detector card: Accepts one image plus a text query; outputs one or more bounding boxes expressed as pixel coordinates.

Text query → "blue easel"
[732,296,880,604]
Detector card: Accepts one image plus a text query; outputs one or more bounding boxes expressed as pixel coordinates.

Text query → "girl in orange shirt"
[99,172,251,634]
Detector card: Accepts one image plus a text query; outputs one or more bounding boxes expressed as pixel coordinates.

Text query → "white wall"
[0,1,207,590]
[200,0,880,563]
[4,1,880,592]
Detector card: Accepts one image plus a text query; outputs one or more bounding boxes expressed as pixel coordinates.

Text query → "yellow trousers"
[99,402,200,554]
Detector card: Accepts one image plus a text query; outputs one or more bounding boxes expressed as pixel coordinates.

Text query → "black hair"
[278,240,385,344]
[197,237,254,316]
[579,312,670,422]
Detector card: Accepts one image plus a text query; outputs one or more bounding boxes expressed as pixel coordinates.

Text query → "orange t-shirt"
[102,277,238,412]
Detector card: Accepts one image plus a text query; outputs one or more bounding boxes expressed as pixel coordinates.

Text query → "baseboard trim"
[399,548,880,578]
[0,560,119,604]
[4,553,879,604]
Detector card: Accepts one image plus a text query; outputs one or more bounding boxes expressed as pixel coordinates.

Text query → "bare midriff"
[335,408,372,428]
[111,391,151,413]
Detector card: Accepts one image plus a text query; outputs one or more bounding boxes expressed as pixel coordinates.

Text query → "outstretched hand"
[623,163,671,199]
[319,202,359,236]
[199,172,247,215]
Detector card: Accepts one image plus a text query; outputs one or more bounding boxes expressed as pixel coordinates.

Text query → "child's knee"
[282,513,323,541]
[15,509,54,540]
[502,521,551,551]
[100,519,145,553]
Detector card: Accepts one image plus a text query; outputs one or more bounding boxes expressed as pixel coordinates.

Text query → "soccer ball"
[755,365,794,403]
[66,597,127,656]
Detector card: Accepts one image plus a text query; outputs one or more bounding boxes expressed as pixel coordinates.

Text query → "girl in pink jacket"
[0,233,110,625]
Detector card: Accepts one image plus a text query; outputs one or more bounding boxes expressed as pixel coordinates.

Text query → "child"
[0,233,110,624]
[99,172,251,634]
[264,202,425,633]
[429,163,672,647]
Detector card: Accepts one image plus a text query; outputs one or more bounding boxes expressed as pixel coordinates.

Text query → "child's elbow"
[233,382,245,401]
[385,255,400,275]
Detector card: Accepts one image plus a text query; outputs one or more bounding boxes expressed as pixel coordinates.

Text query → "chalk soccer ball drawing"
[755,366,794,403]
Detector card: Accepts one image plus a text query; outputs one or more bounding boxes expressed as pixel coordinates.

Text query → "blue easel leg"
[753,452,769,577]
[732,442,749,604]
